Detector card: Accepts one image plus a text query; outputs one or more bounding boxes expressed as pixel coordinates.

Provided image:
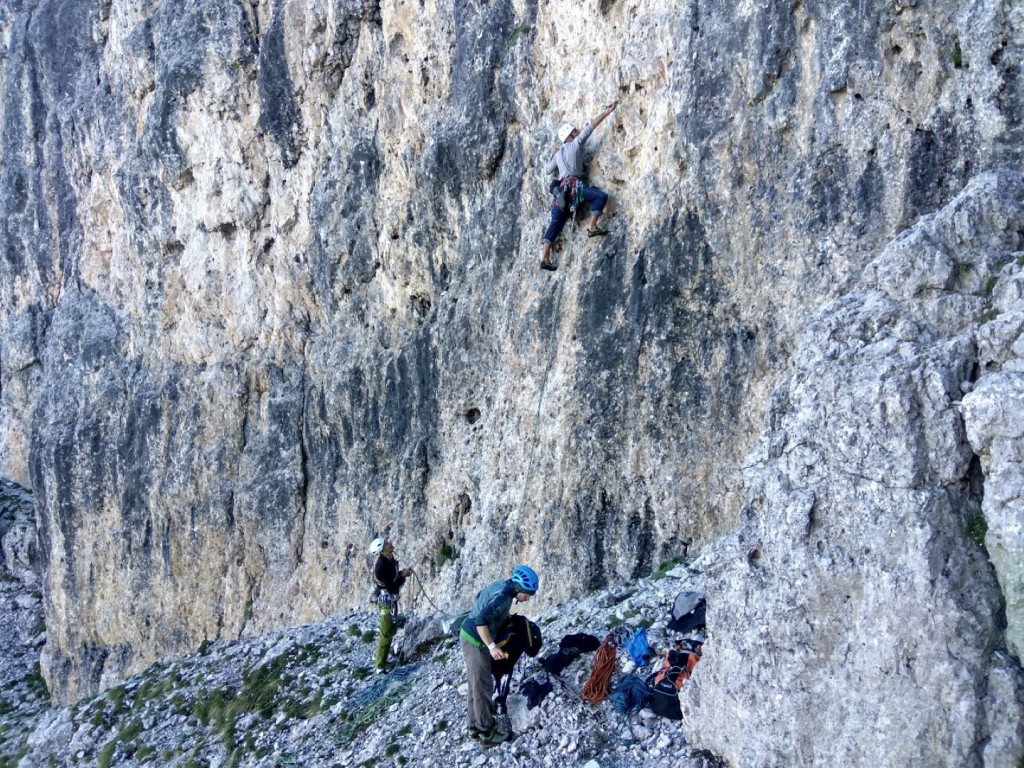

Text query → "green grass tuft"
[651,556,686,581]
[25,664,49,700]
[434,543,457,569]
[96,719,143,768]
[188,648,328,754]
[967,512,988,549]
[953,44,967,69]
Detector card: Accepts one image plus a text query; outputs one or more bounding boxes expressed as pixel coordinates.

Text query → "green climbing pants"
[375,601,396,670]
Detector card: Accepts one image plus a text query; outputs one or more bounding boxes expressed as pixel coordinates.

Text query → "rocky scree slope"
[7,541,717,768]
[0,481,48,768]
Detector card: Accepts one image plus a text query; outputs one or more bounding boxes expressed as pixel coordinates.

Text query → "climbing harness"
[560,175,583,212]
[377,591,399,617]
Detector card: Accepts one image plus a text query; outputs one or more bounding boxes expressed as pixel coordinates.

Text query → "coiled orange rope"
[581,636,618,704]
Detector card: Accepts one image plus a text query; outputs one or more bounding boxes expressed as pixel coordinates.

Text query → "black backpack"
[491,615,543,680]
[645,646,699,721]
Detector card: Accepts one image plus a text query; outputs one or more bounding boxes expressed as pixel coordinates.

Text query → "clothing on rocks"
[666,591,706,634]
[540,632,601,676]
[519,676,554,709]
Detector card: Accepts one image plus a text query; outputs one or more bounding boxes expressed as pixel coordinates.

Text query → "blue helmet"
[511,565,539,594]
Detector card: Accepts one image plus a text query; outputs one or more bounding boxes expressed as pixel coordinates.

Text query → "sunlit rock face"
[0,4,1021,757]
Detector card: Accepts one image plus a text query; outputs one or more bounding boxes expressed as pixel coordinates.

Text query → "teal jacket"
[460,579,517,648]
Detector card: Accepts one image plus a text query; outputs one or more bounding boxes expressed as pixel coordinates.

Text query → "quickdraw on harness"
[376,589,399,617]
[551,175,583,213]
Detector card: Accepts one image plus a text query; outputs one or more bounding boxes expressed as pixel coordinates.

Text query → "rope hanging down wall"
[514,218,577,521]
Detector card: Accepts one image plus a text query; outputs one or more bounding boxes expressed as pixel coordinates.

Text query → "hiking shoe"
[468,727,483,741]
[374,666,389,675]
[587,227,609,237]
[480,728,510,747]
[540,260,557,272]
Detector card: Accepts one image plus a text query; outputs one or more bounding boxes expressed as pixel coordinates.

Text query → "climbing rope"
[581,636,618,704]
[409,568,446,615]
[514,216,577,521]
[610,672,651,744]
[609,673,650,715]
[334,663,421,746]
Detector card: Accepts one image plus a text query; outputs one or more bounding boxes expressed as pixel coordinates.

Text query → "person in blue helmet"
[460,565,539,746]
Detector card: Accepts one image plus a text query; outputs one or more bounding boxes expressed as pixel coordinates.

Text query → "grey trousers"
[461,636,496,732]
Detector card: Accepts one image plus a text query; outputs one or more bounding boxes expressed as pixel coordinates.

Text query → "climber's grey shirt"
[544,122,595,181]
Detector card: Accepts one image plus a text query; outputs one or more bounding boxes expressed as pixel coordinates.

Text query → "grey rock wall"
[0,8,1021,762]
[963,252,1024,665]
[681,172,1024,766]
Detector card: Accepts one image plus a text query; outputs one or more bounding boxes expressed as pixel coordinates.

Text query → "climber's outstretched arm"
[590,100,619,129]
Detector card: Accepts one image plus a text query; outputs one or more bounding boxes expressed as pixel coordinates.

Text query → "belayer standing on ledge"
[460,565,540,746]
[370,536,413,674]
[540,100,619,272]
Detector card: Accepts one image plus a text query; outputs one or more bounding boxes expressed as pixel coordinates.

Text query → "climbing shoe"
[587,227,608,237]
[479,728,510,747]
[540,260,557,271]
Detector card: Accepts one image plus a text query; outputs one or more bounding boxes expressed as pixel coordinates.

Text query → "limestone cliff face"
[681,171,1024,767]
[0,0,1021,754]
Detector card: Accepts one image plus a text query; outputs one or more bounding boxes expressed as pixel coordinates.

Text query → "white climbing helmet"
[557,122,576,143]
[369,537,386,555]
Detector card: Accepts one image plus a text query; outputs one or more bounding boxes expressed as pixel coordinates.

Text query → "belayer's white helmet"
[369,537,386,555]
[557,123,576,143]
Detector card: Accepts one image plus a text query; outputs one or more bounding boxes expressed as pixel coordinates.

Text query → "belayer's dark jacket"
[374,556,406,596]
